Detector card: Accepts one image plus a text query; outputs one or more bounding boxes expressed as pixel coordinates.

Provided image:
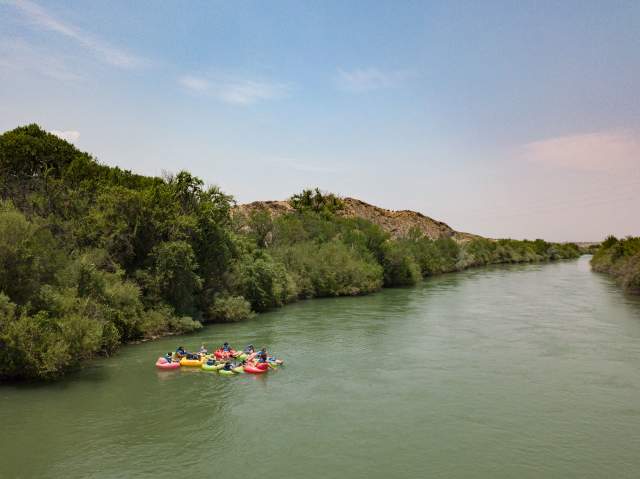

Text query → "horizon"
[1,0,638,242]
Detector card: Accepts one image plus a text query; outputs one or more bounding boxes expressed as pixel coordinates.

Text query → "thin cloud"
[50,129,80,143]
[0,38,83,81]
[179,74,288,105]
[336,67,411,92]
[9,0,147,69]
[521,130,640,172]
[179,75,210,93]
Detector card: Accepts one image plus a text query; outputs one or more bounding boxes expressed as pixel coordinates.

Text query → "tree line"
[591,236,640,293]
[0,125,581,380]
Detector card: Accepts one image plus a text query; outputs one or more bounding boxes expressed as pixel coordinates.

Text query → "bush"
[229,252,296,311]
[100,322,120,355]
[592,236,640,293]
[58,313,102,360]
[139,308,170,337]
[381,241,421,286]
[169,316,203,334]
[272,240,383,297]
[0,308,74,380]
[209,295,255,322]
[289,188,344,215]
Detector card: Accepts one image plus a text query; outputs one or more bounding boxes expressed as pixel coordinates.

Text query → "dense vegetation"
[0,125,580,380]
[591,236,640,293]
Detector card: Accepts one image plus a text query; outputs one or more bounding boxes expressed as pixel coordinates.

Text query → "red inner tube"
[214,349,236,359]
[244,364,267,374]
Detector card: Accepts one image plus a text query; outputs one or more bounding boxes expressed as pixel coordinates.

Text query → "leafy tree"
[151,241,202,316]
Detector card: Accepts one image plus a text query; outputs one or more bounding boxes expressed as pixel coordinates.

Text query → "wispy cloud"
[179,75,210,93]
[521,130,640,172]
[50,129,80,143]
[179,74,288,105]
[0,38,83,81]
[9,0,147,69]
[336,67,411,92]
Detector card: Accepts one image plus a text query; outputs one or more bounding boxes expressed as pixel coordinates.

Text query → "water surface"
[2,256,640,478]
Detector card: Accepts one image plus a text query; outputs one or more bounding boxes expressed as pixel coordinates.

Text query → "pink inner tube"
[244,364,267,374]
[155,357,180,370]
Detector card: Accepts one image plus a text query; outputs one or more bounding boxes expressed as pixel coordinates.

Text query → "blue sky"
[1,0,638,241]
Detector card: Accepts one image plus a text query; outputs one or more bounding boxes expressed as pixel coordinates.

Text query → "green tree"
[151,241,202,315]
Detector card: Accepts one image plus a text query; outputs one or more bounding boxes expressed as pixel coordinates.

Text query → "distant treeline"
[0,125,580,380]
[591,236,640,293]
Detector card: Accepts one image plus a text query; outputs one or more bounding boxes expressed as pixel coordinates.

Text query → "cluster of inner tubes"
[155,343,284,376]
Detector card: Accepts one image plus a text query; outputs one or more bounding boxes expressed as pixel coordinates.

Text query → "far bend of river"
[2,256,640,478]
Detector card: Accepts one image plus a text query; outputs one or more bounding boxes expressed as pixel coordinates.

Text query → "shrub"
[381,241,421,286]
[209,295,255,322]
[229,252,296,311]
[169,316,203,334]
[289,188,344,215]
[0,310,72,380]
[272,240,383,297]
[592,237,640,293]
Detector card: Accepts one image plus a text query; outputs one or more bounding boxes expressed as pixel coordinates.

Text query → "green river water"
[2,256,640,478]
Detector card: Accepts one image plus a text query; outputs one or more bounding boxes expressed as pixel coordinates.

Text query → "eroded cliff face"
[234,197,477,241]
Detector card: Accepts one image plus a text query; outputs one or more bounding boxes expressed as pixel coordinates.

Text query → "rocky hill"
[234,197,477,241]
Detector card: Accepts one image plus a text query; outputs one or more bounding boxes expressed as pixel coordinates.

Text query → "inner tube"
[235,353,248,361]
[232,365,244,374]
[201,362,219,371]
[180,357,203,367]
[156,357,180,370]
[214,349,236,360]
[218,369,237,376]
[244,364,267,374]
[255,362,269,371]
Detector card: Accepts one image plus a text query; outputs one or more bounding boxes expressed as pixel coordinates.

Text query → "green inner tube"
[232,366,244,374]
[201,363,218,371]
[218,369,236,376]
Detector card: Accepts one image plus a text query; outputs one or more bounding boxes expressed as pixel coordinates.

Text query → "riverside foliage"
[591,236,640,293]
[0,125,580,379]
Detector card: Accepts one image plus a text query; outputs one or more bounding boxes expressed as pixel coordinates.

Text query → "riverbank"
[590,236,640,293]
[121,253,585,342]
[0,124,580,380]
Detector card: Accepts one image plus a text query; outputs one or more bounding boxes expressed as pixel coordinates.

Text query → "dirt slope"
[234,197,478,241]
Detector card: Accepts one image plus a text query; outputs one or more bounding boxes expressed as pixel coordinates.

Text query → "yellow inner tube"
[180,358,203,367]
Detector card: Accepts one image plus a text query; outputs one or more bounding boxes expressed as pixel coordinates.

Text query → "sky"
[0,0,638,242]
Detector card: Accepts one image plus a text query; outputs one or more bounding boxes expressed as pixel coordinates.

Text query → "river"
[2,256,640,478]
